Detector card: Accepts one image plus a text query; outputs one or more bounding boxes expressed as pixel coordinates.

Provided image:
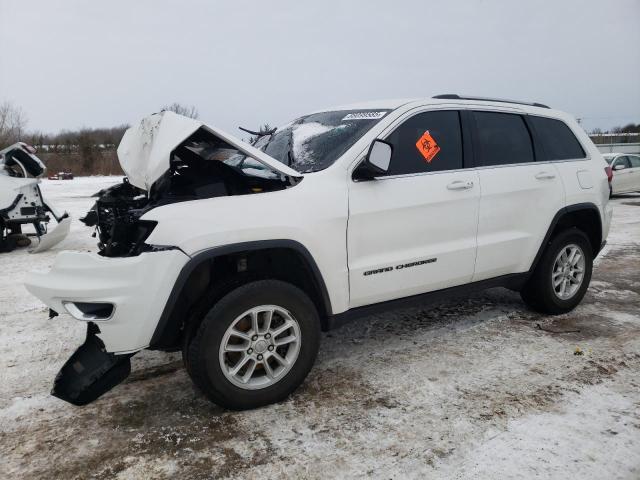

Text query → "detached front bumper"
[52,323,134,405]
[25,248,189,405]
[25,249,190,353]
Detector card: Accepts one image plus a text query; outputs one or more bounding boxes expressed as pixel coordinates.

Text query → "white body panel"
[0,175,40,212]
[348,170,480,307]
[25,98,613,354]
[25,250,190,353]
[473,163,564,280]
[142,167,351,314]
[30,216,71,253]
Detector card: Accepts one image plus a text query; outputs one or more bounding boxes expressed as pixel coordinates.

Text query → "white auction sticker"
[341,111,387,121]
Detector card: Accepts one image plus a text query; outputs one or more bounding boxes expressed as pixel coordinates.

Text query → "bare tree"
[248,124,274,145]
[0,101,28,146]
[161,102,199,119]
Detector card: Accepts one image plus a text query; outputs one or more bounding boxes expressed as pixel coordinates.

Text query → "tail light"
[604,166,613,184]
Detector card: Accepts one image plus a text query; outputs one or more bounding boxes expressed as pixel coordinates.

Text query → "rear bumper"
[25,249,190,353]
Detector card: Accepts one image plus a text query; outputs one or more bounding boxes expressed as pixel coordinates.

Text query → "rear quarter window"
[529,116,586,161]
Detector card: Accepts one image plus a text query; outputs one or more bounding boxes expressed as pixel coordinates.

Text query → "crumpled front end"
[117,110,301,191]
[24,249,190,404]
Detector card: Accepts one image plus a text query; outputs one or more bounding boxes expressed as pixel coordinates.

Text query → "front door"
[347,110,480,308]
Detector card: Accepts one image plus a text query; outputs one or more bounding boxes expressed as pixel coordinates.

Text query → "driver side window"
[383,110,463,176]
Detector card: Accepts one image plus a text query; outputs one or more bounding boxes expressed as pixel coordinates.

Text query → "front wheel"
[521,229,593,315]
[186,280,320,410]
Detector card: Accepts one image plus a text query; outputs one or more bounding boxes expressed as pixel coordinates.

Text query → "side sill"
[326,272,527,331]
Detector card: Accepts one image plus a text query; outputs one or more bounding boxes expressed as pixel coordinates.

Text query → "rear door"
[348,109,480,308]
[628,155,640,192]
[612,156,633,193]
[471,110,565,281]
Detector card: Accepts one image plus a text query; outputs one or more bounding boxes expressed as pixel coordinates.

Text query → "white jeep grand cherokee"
[25,95,613,409]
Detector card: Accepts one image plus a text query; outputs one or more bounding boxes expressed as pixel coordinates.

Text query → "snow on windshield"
[256,110,391,173]
[291,122,347,169]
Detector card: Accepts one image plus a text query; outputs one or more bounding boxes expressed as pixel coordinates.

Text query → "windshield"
[604,156,614,164]
[244,110,390,173]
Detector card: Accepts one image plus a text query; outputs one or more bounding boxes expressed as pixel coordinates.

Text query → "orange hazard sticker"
[415,131,440,163]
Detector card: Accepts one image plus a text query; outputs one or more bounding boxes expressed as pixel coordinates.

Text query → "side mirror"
[613,164,626,171]
[353,139,392,181]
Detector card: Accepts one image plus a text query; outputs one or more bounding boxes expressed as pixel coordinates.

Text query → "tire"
[0,226,16,253]
[520,229,593,315]
[186,279,320,410]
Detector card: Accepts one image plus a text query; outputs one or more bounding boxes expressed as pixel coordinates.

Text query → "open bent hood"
[117,111,302,191]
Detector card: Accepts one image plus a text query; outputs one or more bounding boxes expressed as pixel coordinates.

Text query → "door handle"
[447,180,474,190]
[535,172,556,180]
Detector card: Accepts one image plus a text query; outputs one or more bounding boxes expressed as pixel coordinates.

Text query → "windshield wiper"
[238,126,277,137]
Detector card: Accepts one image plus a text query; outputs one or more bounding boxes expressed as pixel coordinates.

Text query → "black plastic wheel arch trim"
[527,202,603,275]
[149,239,333,349]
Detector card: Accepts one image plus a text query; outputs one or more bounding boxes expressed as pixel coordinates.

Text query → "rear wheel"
[186,279,320,410]
[521,229,593,314]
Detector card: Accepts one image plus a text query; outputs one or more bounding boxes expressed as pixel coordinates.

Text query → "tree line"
[1,101,199,151]
[1,100,638,175]
[0,101,198,175]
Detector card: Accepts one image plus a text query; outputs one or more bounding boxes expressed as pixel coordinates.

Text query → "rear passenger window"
[384,110,463,175]
[529,116,586,160]
[473,112,534,166]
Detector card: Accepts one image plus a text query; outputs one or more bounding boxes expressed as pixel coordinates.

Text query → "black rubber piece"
[52,324,133,406]
[187,279,320,410]
[0,224,16,253]
[520,229,593,315]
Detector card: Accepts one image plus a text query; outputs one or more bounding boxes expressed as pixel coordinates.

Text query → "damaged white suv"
[26,95,612,409]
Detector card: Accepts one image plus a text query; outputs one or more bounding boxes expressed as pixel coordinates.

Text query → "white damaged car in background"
[0,142,71,252]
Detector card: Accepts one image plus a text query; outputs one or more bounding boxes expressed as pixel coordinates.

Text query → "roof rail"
[432,94,550,109]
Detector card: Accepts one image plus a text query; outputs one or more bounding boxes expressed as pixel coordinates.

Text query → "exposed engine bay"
[81,125,296,257]
[0,142,71,253]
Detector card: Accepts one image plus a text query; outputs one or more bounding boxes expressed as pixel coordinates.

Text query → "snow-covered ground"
[1,177,639,480]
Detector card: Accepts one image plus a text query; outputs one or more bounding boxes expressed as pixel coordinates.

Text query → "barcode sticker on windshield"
[342,111,387,121]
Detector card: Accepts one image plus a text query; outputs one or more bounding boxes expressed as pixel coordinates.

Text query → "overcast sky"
[1,0,638,135]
